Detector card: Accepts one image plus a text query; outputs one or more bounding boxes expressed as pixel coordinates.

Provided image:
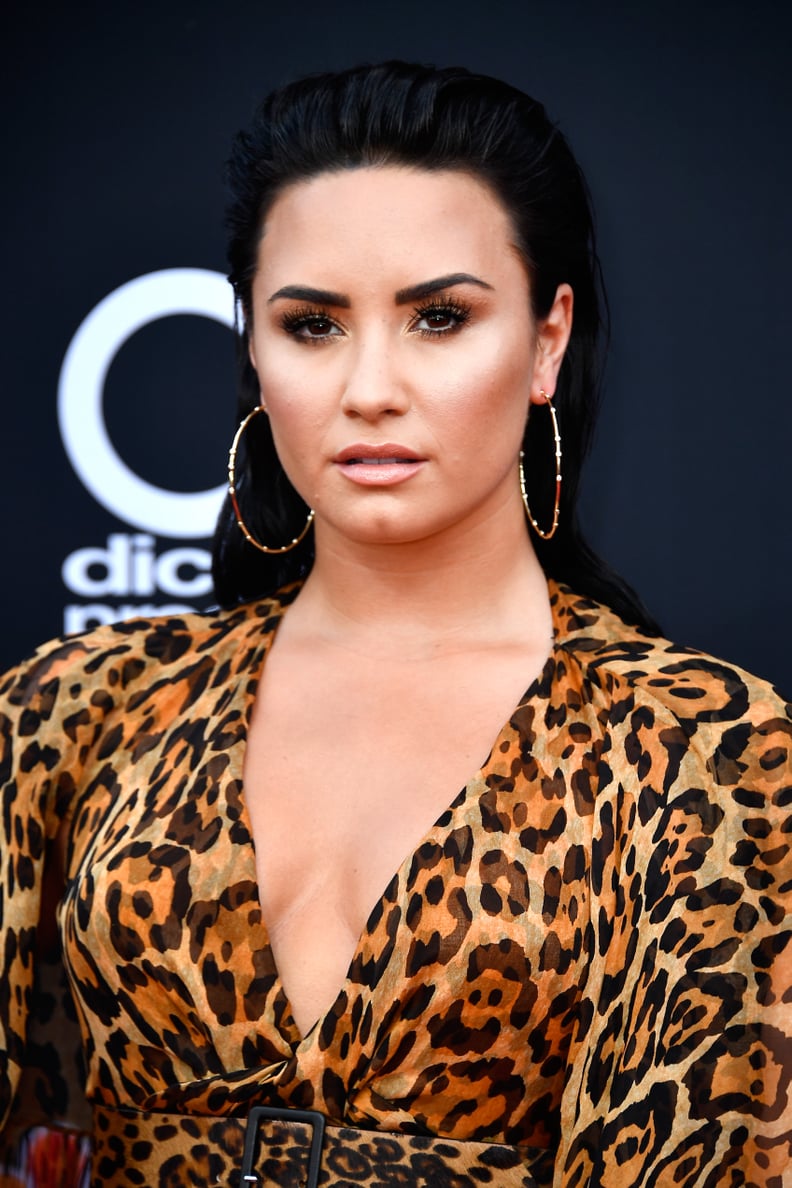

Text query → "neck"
[290,503,552,656]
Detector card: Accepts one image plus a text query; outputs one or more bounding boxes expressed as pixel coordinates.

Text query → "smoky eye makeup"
[278,306,342,341]
[276,293,475,342]
[409,296,473,337]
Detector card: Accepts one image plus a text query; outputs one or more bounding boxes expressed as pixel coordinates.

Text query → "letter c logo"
[57,268,234,539]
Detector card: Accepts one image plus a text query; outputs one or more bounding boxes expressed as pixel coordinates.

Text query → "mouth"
[334,444,424,464]
[333,444,426,486]
[345,456,415,465]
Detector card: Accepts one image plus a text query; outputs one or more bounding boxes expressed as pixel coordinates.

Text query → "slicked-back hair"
[213,61,657,632]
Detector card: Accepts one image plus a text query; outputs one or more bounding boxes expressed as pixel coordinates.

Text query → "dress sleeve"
[0,637,96,1150]
[559,670,792,1186]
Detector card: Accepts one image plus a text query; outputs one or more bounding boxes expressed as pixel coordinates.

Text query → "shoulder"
[0,590,299,813]
[551,581,789,720]
[549,581,791,788]
[0,586,298,719]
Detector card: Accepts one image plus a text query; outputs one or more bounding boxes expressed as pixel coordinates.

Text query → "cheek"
[265,400,325,457]
[426,341,533,429]
[255,347,327,427]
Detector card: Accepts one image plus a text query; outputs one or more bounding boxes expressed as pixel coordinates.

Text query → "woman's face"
[248,166,571,552]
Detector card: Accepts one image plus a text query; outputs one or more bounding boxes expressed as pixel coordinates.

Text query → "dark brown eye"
[280,308,342,341]
[423,311,454,329]
[412,299,472,336]
[303,317,334,336]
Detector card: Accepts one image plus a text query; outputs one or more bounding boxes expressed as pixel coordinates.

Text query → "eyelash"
[411,298,472,338]
[278,297,473,343]
[279,306,339,343]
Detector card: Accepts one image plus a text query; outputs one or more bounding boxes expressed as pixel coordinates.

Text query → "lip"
[333,442,426,486]
[333,443,424,464]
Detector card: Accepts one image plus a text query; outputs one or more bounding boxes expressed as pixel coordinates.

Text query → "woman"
[1,62,789,1188]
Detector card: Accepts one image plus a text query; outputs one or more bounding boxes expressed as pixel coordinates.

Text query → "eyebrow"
[266,273,493,308]
[394,273,493,304]
[268,284,350,307]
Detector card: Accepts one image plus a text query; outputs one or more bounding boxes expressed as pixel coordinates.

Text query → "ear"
[245,337,269,411]
[530,283,574,404]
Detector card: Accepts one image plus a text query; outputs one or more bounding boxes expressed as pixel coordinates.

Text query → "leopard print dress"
[0,582,790,1186]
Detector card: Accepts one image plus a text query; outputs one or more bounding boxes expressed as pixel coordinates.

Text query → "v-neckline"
[228,584,562,1047]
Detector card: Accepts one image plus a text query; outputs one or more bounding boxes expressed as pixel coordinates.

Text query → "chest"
[245,644,548,899]
[60,660,594,1129]
[240,640,553,1032]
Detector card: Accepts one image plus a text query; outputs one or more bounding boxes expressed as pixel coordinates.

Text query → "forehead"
[255,165,522,285]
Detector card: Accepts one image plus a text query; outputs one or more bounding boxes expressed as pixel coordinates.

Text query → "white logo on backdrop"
[58,269,235,633]
[58,268,232,538]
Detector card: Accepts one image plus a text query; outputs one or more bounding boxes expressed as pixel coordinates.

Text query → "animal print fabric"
[91,1105,540,1186]
[0,582,790,1186]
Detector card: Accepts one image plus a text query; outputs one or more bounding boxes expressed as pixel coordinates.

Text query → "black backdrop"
[3,0,791,696]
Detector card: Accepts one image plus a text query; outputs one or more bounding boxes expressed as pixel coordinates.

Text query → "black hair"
[212,60,658,632]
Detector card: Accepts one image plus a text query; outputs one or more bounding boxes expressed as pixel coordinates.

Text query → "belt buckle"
[241,1105,326,1187]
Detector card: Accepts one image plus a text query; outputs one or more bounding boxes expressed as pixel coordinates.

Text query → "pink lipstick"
[334,443,426,486]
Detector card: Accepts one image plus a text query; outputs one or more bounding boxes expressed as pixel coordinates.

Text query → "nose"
[339,335,409,420]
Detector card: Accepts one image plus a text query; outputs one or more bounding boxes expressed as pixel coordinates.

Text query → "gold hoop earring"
[520,390,561,541]
[227,407,315,554]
